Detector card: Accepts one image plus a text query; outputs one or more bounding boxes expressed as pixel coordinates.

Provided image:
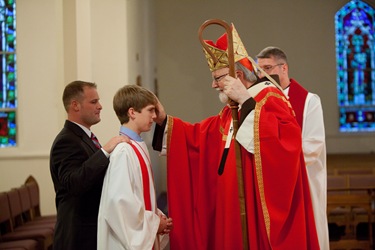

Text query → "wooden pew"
[0,192,53,250]
[327,175,375,250]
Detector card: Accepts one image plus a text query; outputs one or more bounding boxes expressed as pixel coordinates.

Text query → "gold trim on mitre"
[203,24,249,72]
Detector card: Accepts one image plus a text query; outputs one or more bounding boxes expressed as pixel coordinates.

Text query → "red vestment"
[287,78,308,128]
[164,85,319,250]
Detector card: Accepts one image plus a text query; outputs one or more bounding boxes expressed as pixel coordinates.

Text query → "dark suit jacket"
[50,120,109,250]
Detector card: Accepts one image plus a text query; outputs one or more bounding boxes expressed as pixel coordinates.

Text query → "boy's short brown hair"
[113,85,157,124]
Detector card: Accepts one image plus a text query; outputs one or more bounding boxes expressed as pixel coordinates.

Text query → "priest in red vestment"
[152,23,319,250]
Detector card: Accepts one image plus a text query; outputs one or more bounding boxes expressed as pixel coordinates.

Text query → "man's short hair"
[62,80,97,112]
[256,46,288,63]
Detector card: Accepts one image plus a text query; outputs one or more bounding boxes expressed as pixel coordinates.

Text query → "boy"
[98,85,173,250]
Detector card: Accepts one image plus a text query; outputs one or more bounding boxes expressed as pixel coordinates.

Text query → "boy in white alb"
[98,85,173,250]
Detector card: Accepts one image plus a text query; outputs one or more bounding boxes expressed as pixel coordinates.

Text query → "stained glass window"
[0,0,16,147]
[335,0,375,132]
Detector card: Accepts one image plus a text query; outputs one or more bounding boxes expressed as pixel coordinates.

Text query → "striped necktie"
[91,132,101,149]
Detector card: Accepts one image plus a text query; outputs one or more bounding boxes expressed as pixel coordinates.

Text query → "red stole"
[129,143,151,211]
[288,78,308,128]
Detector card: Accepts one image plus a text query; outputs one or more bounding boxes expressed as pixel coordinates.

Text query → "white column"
[75,0,92,80]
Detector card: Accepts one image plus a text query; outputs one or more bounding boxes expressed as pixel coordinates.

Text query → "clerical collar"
[283,82,291,96]
[119,126,143,142]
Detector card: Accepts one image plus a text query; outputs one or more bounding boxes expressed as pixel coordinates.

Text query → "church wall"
[0,0,374,216]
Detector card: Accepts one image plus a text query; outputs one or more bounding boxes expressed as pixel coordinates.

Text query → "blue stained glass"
[0,0,16,147]
[335,0,375,132]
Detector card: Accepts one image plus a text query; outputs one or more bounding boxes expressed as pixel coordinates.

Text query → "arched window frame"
[335,0,375,132]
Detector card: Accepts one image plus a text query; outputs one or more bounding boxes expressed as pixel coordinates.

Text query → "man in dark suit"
[50,80,128,250]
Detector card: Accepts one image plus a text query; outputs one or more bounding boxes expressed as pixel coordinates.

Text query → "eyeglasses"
[258,63,284,73]
[213,73,229,83]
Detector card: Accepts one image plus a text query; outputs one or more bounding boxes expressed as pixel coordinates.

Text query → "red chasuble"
[165,86,319,250]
